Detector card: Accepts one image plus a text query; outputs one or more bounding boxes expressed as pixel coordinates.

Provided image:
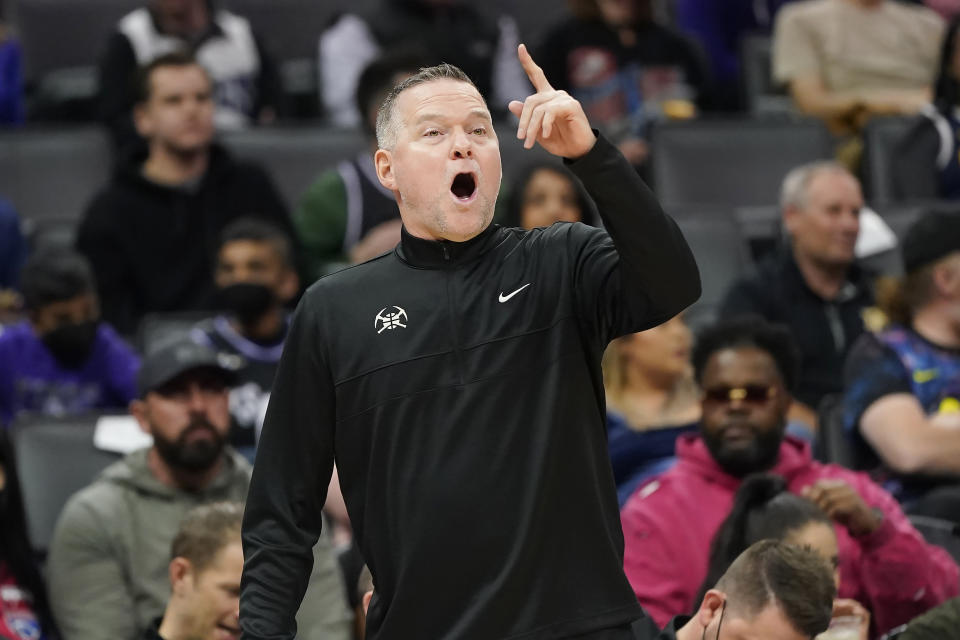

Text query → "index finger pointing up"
[518,44,553,93]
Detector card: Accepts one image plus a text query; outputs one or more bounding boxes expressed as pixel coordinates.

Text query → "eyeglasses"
[703,385,777,406]
[701,600,726,640]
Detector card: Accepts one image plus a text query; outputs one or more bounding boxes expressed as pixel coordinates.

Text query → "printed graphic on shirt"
[375,307,408,334]
[13,378,103,417]
[0,584,43,640]
[566,47,691,141]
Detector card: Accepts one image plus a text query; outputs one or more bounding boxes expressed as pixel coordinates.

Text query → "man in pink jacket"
[621,318,959,637]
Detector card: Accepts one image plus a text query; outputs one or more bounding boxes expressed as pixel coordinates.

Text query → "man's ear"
[278,268,300,304]
[169,557,193,597]
[782,205,800,237]
[133,103,153,139]
[375,149,397,191]
[932,257,960,297]
[130,398,151,435]
[695,589,725,630]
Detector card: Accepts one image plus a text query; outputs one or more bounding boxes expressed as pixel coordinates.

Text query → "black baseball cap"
[137,336,238,398]
[902,210,960,274]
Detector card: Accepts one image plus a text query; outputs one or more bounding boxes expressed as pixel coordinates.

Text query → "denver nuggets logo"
[375,306,408,334]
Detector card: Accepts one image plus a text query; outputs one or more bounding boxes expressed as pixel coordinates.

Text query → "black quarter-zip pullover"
[240,134,701,640]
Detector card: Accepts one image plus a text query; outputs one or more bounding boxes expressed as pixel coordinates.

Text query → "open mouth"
[450,172,478,202]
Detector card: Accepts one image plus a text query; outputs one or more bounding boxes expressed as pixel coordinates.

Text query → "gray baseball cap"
[137,336,238,398]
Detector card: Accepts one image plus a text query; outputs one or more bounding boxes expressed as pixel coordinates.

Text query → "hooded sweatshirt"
[620,434,959,637]
[46,447,351,640]
[76,144,293,336]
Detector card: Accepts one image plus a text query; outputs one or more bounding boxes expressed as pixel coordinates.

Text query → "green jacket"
[47,447,352,640]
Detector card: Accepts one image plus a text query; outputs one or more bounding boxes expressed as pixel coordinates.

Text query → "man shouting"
[240,45,701,640]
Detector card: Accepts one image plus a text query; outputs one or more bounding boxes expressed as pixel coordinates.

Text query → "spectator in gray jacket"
[47,337,351,640]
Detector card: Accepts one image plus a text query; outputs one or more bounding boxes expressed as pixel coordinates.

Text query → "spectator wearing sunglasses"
[620,318,958,635]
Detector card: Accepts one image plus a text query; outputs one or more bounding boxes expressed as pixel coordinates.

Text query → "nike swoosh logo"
[499,283,532,303]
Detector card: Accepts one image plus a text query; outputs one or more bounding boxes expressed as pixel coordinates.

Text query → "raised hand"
[507,44,596,159]
[802,480,882,537]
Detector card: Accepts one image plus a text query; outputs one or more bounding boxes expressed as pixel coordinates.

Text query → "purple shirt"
[0,321,140,427]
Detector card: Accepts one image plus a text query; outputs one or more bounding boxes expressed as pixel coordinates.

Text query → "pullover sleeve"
[565,133,701,343]
[240,290,336,640]
[849,475,959,635]
[47,493,140,640]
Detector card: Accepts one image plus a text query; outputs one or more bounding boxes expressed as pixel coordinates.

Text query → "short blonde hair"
[375,63,483,149]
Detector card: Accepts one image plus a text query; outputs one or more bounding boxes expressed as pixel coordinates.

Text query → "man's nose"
[451,129,473,158]
[185,384,209,413]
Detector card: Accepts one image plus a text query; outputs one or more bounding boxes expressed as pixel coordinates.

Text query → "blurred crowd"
[1,0,960,639]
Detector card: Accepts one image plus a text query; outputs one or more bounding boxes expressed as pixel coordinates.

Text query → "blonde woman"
[603,313,700,505]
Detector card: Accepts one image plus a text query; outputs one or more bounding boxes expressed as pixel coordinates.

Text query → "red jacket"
[621,434,959,636]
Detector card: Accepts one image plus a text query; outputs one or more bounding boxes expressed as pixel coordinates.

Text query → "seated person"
[191,218,299,457]
[143,502,243,640]
[537,0,710,166]
[0,7,23,125]
[657,540,835,640]
[719,161,872,427]
[0,197,26,319]
[318,0,527,127]
[894,17,960,200]
[98,0,281,152]
[0,249,139,427]
[601,313,700,505]
[773,0,944,135]
[296,54,420,278]
[499,161,598,229]
[77,51,293,336]
[0,430,57,639]
[844,210,960,520]
[699,474,871,639]
[47,337,352,640]
[620,318,958,636]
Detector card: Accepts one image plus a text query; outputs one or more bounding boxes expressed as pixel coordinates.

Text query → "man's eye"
[425,130,441,137]
[472,127,486,135]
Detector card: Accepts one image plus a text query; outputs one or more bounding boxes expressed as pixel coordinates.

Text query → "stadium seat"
[223,0,360,118]
[740,35,793,117]
[22,215,80,253]
[12,413,122,552]
[136,311,215,357]
[674,211,752,330]
[908,515,960,567]
[861,116,915,205]
[487,0,571,47]
[219,126,367,209]
[0,126,111,222]
[815,394,876,471]
[13,0,139,119]
[651,118,833,210]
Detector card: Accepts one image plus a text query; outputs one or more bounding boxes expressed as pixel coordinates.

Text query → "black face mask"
[215,283,276,326]
[42,320,100,370]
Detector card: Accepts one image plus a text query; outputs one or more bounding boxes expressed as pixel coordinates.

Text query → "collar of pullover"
[397,223,500,269]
